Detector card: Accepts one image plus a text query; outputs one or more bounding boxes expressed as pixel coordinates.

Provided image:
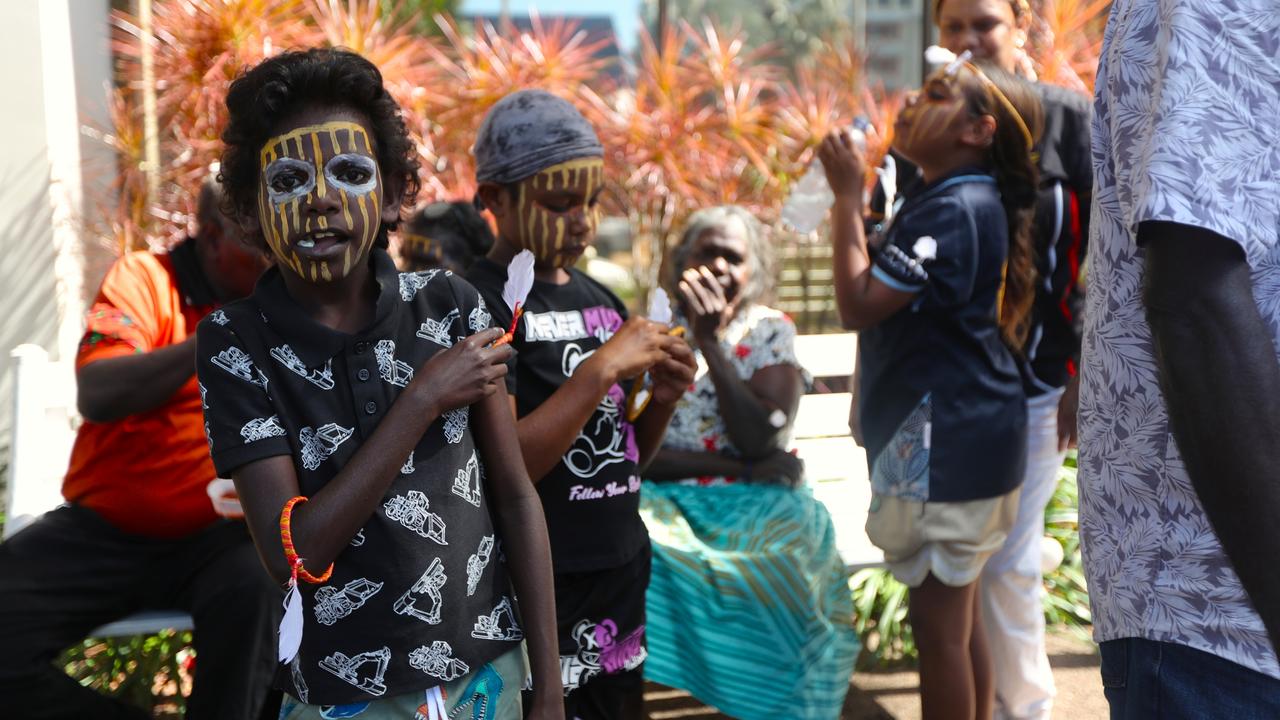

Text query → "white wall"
[0,0,115,492]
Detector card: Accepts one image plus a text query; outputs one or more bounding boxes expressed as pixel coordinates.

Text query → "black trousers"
[0,503,280,720]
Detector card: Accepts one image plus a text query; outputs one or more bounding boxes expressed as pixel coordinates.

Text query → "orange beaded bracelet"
[280,496,333,584]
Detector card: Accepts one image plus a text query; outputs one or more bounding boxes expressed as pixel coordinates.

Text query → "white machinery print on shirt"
[469,295,492,333]
[409,640,470,682]
[442,407,469,444]
[210,346,269,390]
[319,646,390,697]
[466,534,494,596]
[240,415,286,443]
[399,269,442,301]
[453,451,483,507]
[394,557,447,624]
[313,577,384,626]
[299,423,353,471]
[472,597,523,641]
[374,339,414,387]
[383,490,447,545]
[417,308,460,347]
[269,344,335,390]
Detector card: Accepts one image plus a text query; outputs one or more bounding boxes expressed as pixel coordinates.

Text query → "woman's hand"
[413,327,512,416]
[751,448,805,488]
[817,129,866,205]
[679,266,732,343]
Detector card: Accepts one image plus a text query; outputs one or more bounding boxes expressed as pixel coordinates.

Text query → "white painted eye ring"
[264,157,316,205]
[325,154,378,196]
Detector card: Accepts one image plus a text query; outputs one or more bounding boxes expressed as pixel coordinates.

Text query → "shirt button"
[357,368,370,382]
[355,341,369,354]
[364,401,377,415]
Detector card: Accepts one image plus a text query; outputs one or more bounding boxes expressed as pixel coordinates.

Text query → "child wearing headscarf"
[466,90,696,720]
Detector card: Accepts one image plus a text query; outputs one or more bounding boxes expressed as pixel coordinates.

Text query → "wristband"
[280,496,333,584]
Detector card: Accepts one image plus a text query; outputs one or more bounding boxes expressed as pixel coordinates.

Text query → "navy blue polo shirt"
[859,169,1027,503]
[195,249,522,705]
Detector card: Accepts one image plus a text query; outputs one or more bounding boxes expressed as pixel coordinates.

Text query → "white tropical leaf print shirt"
[1081,0,1280,678]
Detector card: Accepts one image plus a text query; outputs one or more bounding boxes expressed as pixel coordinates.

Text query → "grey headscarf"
[472,89,604,185]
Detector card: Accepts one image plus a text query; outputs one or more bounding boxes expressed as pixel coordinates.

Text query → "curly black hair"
[219,48,420,247]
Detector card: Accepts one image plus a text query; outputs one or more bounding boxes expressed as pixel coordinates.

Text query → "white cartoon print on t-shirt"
[318,646,390,697]
[269,344,335,390]
[314,577,383,626]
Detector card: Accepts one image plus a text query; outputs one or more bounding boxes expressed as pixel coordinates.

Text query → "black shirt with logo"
[196,249,521,705]
[861,169,1027,503]
[466,259,648,574]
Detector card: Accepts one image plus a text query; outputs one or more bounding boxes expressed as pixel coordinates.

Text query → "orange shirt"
[62,251,219,538]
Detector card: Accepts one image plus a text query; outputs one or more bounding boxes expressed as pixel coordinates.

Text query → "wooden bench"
[5,343,194,637]
[792,333,884,571]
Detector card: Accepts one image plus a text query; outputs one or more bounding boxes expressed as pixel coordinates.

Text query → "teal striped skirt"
[640,480,859,719]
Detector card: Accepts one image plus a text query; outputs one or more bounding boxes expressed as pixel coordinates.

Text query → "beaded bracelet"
[280,496,333,584]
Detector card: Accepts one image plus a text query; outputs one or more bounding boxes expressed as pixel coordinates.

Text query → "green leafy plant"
[1042,451,1091,628]
[850,565,915,669]
[60,630,194,717]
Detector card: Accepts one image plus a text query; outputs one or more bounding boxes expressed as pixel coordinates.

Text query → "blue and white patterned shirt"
[1080,0,1280,678]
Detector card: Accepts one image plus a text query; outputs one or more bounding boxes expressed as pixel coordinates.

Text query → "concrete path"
[646,628,1106,719]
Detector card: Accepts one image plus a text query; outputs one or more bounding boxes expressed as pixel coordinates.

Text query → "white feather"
[502,250,535,313]
[648,287,673,325]
[278,580,303,664]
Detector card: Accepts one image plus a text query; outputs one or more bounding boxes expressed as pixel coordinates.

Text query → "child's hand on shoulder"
[650,333,697,406]
[817,128,866,205]
[593,317,668,382]
[414,327,512,415]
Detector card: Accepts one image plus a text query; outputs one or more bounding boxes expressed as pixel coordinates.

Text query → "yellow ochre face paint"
[511,157,604,268]
[257,121,382,282]
[893,69,970,160]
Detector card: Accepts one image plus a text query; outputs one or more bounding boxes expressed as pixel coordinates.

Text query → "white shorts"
[866,489,1021,588]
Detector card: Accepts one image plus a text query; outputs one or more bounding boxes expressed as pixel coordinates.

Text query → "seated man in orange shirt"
[0,179,277,719]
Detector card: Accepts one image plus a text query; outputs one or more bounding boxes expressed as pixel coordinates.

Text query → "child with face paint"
[398,201,496,274]
[197,49,562,720]
[466,90,697,719]
[817,60,1043,720]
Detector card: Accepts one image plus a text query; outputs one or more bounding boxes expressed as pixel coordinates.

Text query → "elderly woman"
[640,206,858,720]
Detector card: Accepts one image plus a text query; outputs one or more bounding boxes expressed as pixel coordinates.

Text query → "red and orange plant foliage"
[100,0,1100,301]
[1027,0,1111,94]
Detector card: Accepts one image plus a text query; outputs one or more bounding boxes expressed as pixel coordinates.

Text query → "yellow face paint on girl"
[894,71,971,157]
[257,121,382,282]
[512,157,604,267]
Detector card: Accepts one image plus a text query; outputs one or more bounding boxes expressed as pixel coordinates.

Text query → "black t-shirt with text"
[467,258,648,573]
[196,250,521,705]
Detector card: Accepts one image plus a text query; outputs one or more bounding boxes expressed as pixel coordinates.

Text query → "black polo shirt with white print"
[196,249,522,706]
[466,259,647,574]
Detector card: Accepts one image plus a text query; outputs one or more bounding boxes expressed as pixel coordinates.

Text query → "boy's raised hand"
[593,317,669,382]
[414,327,513,416]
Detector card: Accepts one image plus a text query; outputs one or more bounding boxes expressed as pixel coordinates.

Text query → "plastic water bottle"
[781,117,870,234]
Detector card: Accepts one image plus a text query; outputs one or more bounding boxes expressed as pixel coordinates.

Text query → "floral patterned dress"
[660,304,810,485]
